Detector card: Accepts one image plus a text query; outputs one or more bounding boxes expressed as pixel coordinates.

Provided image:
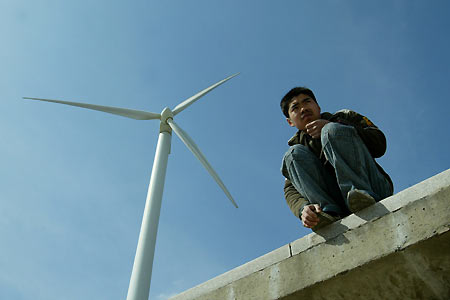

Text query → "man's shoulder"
[332,109,363,121]
[334,109,358,116]
[322,109,359,120]
[332,109,377,128]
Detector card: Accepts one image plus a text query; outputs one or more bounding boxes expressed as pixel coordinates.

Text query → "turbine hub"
[160,107,173,133]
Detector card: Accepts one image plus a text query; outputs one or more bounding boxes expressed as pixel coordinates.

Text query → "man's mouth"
[301,112,312,119]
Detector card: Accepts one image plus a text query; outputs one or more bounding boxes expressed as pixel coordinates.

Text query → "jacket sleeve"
[284,179,309,219]
[335,110,387,158]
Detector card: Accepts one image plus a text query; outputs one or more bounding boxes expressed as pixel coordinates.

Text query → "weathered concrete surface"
[170,169,450,300]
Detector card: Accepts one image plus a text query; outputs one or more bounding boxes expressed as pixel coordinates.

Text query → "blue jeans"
[281,123,392,216]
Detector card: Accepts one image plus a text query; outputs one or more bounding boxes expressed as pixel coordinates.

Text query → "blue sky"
[1,1,449,299]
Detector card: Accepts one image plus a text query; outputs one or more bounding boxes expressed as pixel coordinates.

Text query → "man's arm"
[356,127,386,158]
[284,179,321,227]
[284,179,309,219]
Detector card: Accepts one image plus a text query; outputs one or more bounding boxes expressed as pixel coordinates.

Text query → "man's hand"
[305,119,330,139]
[301,204,322,228]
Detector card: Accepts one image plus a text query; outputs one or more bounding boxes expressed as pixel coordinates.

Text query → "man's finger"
[313,204,322,212]
[303,220,318,228]
[307,129,316,137]
[303,222,312,228]
[304,213,320,224]
[305,220,318,227]
[303,214,319,221]
[303,219,319,227]
[305,121,317,129]
[304,210,318,220]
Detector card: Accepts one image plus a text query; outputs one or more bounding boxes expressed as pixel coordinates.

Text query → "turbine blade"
[167,119,238,208]
[22,97,161,120]
[172,73,240,116]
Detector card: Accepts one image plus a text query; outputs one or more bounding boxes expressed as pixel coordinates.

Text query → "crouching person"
[280,87,393,230]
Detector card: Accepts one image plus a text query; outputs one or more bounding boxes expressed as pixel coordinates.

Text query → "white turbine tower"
[23,73,239,300]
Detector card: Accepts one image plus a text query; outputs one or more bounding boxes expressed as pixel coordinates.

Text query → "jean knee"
[289,144,312,157]
[281,144,314,178]
[283,144,311,164]
[321,122,356,145]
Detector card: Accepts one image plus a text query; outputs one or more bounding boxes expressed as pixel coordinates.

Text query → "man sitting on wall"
[280,87,393,230]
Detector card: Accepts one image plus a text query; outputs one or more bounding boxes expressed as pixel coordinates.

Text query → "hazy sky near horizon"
[1,1,449,299]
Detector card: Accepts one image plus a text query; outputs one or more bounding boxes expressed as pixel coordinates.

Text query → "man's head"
[280,87,321,130]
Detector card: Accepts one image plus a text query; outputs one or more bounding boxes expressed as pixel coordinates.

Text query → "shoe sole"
[313,212,340,231]
[348,190,376,213]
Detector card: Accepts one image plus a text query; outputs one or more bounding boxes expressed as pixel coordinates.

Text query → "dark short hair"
[280,87,317,118]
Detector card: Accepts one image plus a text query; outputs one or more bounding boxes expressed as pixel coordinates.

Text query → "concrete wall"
[170,169,450,300]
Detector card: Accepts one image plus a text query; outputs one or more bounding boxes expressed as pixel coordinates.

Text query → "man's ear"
[286,118,295,127]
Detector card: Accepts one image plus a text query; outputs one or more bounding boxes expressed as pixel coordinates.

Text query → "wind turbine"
[23,73,239,300]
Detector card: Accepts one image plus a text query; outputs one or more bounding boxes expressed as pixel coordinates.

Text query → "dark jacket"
[283,109,393,219]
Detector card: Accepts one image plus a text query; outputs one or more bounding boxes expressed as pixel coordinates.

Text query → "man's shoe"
[313,211,341,231]
[347,189,376,213]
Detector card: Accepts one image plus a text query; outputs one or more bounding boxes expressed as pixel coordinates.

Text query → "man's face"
[286,94,321,130]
